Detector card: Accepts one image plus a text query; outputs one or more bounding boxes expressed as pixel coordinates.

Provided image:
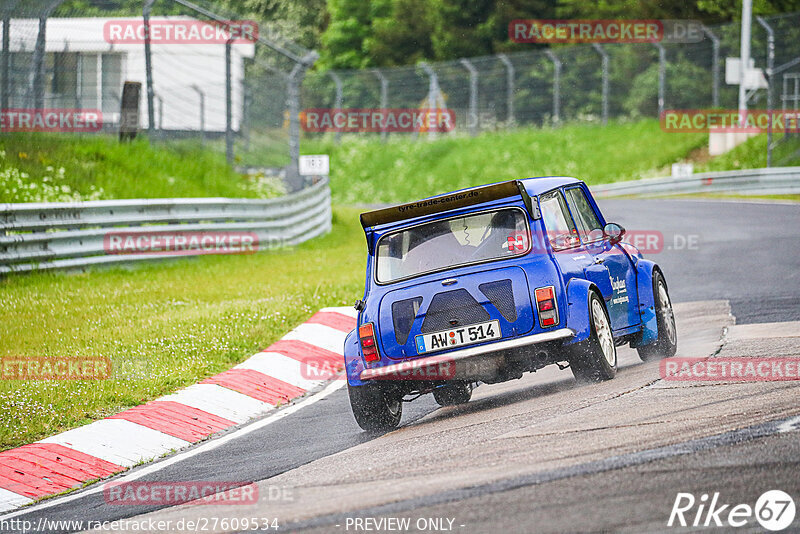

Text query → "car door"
[538,190,594,296]
[563,186,640,330]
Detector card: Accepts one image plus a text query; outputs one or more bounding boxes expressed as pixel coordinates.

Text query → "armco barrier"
[0,178,331,274]
[590,167,800,198]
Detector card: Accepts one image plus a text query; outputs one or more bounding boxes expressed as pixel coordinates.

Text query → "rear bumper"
[360,327,574,381]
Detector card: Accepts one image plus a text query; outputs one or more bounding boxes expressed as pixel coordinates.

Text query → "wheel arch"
[343,329,366,386]
[563,277,603,345]
[631,259,661,348]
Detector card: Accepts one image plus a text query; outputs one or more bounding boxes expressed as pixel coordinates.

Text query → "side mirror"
[603,222,626,245]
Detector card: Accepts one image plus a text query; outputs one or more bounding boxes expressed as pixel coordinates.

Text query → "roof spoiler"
[360,180,539,229]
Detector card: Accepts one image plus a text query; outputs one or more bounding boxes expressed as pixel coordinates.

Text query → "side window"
[565,187,603,243]
[539,191,579,250]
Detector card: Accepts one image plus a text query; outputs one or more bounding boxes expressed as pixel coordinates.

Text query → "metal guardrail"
[0,178,331,274]
[590,167,800,198]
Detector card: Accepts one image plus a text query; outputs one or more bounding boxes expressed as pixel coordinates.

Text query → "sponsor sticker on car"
[415,320,501,354]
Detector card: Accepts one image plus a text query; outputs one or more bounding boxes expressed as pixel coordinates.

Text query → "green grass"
[698,133,800,172]
[302,119,707,204]
[0,208,364,451]
[0,134,283,203]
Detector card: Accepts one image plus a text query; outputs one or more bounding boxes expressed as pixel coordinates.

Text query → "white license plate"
[415,320,501,354]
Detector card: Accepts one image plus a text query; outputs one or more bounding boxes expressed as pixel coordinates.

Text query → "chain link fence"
[306,13,800,139]
[2,4,799,192]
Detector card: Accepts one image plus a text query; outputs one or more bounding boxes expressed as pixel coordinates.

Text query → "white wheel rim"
[658,281,676,345]
[592,299,616,366]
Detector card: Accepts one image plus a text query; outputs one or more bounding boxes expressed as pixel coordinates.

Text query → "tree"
[366,0,436,66]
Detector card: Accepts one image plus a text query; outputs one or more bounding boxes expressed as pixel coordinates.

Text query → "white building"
[1,17,255,132]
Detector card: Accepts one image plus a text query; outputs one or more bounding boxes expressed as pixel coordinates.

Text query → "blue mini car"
[345,177,677,430]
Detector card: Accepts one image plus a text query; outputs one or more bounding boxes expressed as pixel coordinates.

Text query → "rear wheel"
[348,382,402,432]
[637,271,677,361]
[569,291,617,383]
[433,382,473,406]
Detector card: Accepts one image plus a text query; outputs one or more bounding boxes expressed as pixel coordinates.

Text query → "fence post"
[545,50,561,124]
[242,82,251,152]
[225,39,235,164]
[459,58,478,136]
[143,0,156,135]
[592,44,609,125]
[1,12,10,112]
[497,54,515,126]
[328,70,343,144]
[419,62,439,140]
[286,52,318,193]
[701,26,720,108]
[157,94,163,131]
[191,84,205,144]
[757,16,775,167]
[653,43,666,116]
[371,69,388,142]
[31,11,50,109]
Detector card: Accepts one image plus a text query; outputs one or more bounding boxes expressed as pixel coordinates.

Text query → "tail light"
[359,322,380,363]
[535,286,558,327]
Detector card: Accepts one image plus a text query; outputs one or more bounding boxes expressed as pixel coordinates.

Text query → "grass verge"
[0,207,364,451]
[0,134,282,202]
[302,119,707,204]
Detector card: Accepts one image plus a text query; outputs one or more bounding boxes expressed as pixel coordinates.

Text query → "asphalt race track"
[2,198,799,534]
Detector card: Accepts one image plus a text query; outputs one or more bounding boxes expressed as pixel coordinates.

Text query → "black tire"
[569,290,617,383]
[433,382,473,406]
[348,382,402,431]
[637,270,678,361]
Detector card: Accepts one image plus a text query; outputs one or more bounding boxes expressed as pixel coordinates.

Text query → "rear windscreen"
[375,208,530,283]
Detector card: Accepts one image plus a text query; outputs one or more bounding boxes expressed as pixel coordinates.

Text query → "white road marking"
[237,352,322,390]
[0,379,347,520]
[0,489,33,514]
[158,383,273,424]
[282,323,348,355]
[39,419,189,468]
[777,415,800,433]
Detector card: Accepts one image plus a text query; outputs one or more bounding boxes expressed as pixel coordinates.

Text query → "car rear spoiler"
[360,180,540,229]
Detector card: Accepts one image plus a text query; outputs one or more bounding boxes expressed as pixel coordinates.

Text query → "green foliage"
[624,60,711,118]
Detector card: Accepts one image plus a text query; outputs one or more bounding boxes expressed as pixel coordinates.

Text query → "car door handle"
[594,257,605,264]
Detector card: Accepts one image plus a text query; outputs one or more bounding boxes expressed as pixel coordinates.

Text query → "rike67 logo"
[669,490,796,531]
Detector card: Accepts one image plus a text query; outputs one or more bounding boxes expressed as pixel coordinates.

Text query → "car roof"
[517,176,582,196]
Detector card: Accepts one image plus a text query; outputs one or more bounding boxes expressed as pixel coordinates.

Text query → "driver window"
[539,191,579,250]
[565,187,603,243]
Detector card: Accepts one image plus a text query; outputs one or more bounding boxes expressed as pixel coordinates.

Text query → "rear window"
[375,208,530,283]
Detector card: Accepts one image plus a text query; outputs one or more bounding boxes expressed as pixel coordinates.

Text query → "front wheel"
[569,291,617,383]
[348,382,402,432]
[637,271,677,361]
